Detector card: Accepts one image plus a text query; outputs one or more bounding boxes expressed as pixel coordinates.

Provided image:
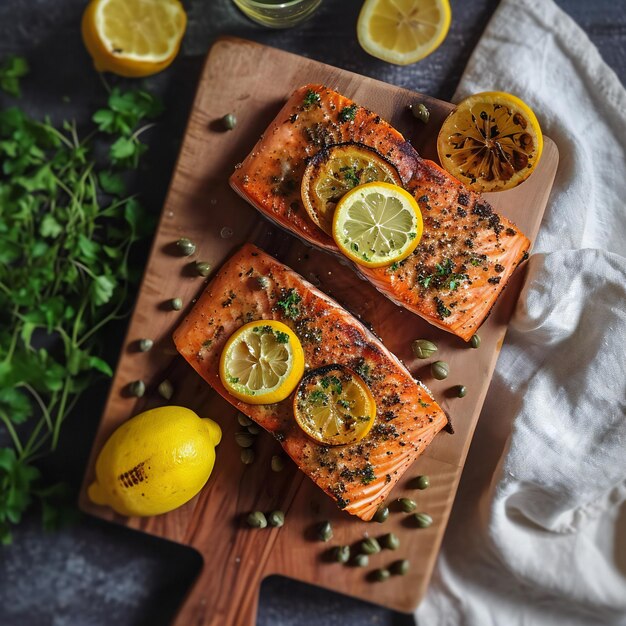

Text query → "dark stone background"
[0,1,623,625]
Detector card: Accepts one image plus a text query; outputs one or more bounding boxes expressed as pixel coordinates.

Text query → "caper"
[235,432,255,448]
[138,338,153,352]
[414,512,433,528]
[256,276,270,290]
[431,360,449,380]
[237,413,253,427]
[411,339,438,359]
[222,113,237,131]
[128,380,145,397]
[372,505,389,523]
[240,448,255,465]
[271,455,285,473]
[470,334,481,349]
[360,537,381,555]
[176,237,196,256]
[317,521,333,542]
[381,532,400,550]
[412,475,430,490]
[373,568,391,582]
[398,497,417,513]
[410,103,430,124]
[456,385,467,398]
[194,261,211,277]
[268,510,284,527]
[170,297,183,311]
[158,379,174,400]
[333,545,350,563]
[247,423,261,435]
[390,559,410,576]
[246,511,267,528]
[353,553,369,568]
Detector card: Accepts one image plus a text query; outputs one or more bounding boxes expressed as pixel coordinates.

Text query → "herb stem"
[19,383,54,433]
[0,412,24,455]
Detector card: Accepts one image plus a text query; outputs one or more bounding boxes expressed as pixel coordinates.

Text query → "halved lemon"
[357,0,451,65]
[301,143,402,235]
[81,0,187,77]
[219,321,304,405]
[437,91,543,192]
[332,181,423,268]
[293,365,376,446]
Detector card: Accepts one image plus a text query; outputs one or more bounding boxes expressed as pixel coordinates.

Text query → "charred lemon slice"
[219,321,304,405]
[332,181,423,268]
[437,91,543,192]
[293,364,376,446]
[302,143,402,236]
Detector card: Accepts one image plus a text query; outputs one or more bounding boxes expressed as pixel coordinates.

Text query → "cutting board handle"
[173,558,261,626]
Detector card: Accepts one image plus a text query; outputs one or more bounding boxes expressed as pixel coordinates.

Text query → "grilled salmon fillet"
[173,244,447,520]
[229,85,530,341]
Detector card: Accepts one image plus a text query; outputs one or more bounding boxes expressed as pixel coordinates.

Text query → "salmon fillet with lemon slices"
[173,244,447,520]
[229,85,530,341]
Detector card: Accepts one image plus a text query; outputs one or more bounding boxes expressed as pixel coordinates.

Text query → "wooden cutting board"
[79,36,558,625]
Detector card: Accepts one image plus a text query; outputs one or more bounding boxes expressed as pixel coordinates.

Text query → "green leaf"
[98,170,126,196]
[88,356,113,377]
[0,447,17,472]
[77,234,99,262]
[0,388,32,424]
[110,136,136,160]
[40,214,62,238]
[0,56,29,97]
[91,274,116,306]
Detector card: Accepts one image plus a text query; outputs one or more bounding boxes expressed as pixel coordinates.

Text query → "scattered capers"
[456,385,467,398]
[138,338,153,352]
[271,455,285,473]
[431,360,449,380]
[353,554,369,568]
[414,512,433,528]
[360,537,381,555]
[333,545,350,563]
[268,510,284,527]
[372,505,389,523]
[237,413,253,427]
[158,379,174,400]
[128,380,145,397]
[194,261,211,277]
[246,511,267,528]
[470,334,481,349]
[413,475,430,490]
[373,568,391,582]
[381,533,400,550]
[247,423,261,435]
[240,448,255,465]
[235,432,255,448]
[317,521,333,542]
[411,339,438,359]
[256,275,270,290]
[410,103,430,124]
[398,497,417,513]
[390,559,410,576]
[170,297,183,311]
[222,113,237,131]
[176,237,196,256]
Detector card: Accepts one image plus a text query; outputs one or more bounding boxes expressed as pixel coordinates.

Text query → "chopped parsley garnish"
[417,258,468,291]
[275,330,289,344]
[340,165,360,187]
[360,463,376,485]
[275,288,302,320]
[253,325,273,334]
[303,89,320,108]
[418,399,430,408]
[309,390,328,405]
[434,297,451,319]
[338,105,358,122]
[320,375,342,394]
[201,339,213,349]
[337,399,352,409]
[228,375,240,384]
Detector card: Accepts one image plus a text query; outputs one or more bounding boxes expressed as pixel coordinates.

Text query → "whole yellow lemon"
[88,406,221,516]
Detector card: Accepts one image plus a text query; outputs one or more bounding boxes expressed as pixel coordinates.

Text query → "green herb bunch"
[0,57,162,544]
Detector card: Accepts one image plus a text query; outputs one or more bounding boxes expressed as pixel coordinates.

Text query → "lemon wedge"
[437,91,543,192]
[219,320,304,405]
[332,181,423,268]
[81,0,187,77]
[293,365,376,446]
[301,142,402,236]
[357,0,451,65]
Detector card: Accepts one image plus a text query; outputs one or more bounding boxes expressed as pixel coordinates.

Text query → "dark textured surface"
[0,1,624,625]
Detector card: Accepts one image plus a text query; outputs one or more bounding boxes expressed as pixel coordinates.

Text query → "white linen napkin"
[415,0,626,624]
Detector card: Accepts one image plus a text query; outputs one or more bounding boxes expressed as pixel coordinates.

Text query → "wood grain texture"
[79,37,559,625]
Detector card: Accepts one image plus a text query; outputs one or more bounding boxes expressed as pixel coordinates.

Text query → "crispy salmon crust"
[173,244,447,520]
[229,85,531,341]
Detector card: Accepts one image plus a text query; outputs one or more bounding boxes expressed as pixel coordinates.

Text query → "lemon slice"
[437,91,543,192]
[357,0,451,65]
[301,143,402,235]
[293,365,376,446]
[81,0,187,77]
[219,321,304,405]
[332,181,423,268]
